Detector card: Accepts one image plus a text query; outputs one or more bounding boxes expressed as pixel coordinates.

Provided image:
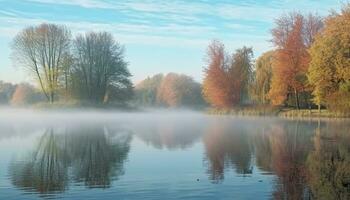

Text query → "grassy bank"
[207,107,350,118]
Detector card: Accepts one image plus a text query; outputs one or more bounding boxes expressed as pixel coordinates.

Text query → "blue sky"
[0,0,343,84]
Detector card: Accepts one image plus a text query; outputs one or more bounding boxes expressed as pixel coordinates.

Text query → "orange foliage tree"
[157,73,202,107]
[11,83,41,106]
[269,13,322,109]
[202,40,232,108]
[202,40,253,108]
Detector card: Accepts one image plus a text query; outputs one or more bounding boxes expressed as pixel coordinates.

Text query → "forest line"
[0,4,349,115]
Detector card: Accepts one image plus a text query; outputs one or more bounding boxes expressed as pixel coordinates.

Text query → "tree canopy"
[12,23,71,103]
[308,6,350,111]
[202,40,253,108]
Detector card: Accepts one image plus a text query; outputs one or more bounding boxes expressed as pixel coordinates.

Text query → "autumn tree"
[71,32,132,104]
[308,5,350,112]
[269,13,323,109]
[157,73,203,107]
[134,74,164,107]
[250,51,274,104]
[10,83,42,106]
[202,40,253,108]
[202,40,232,108]
[12,23,71,103]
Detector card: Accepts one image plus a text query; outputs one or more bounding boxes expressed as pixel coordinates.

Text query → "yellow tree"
[308,5,350,111]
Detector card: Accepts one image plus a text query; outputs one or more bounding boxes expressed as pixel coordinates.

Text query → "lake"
[0,110,349,199]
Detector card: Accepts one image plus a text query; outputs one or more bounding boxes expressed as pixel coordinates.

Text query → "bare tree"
[12,23,71,103]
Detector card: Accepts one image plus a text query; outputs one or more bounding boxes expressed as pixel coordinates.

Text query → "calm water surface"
[0,110,349,199]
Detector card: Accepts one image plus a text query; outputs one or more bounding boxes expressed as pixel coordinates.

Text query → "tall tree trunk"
[294,88,300,110]
[50,92,54,104]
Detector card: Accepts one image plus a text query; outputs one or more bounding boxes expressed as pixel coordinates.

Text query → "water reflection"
[68,126,131,188]
[134,119,203,150]
[9,125,132,194]
[10,129,68,193]
[203,119,254,182]
[307,122,350,200]
[202,118,350,199]
[3,115,350,199]
[269,122,313,200]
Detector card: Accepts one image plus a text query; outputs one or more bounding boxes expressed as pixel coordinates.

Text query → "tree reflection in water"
[68,126,131,188]
[269,122,314,200]
[7,118,350,199]
[9,125,132,194]
[203,118,350,199]
[10,128,68,193]
[135,121,202,150]
[307,121,350,200]
[203,119,253,183]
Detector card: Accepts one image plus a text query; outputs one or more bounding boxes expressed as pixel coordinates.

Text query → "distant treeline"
[0,81,44,106]
[2,4,350,111]
[134,73,205,108]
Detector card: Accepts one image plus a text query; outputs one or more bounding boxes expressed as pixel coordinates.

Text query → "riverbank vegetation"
[203,5,350,117]
[0,4,349,117]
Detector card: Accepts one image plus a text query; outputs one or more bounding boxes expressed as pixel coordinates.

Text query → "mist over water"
[0,109,349,199]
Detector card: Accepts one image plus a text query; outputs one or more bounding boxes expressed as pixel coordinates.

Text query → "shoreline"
[1,105,350,119]
[206,107,350,119]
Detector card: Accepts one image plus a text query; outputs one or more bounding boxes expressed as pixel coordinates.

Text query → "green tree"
[308,5,350,112]
[230,46,254,105]
[134,74,163,107]
[250,51,274,104]
[71,32,132,105]
[0,81,16,104]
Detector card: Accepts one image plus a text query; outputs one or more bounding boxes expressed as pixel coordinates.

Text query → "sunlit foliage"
[202,40,253,108]
[308,5,350,112]
[269,13,323,109]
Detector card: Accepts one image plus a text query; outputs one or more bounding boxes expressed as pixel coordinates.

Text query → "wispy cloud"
[27,0,112,8]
